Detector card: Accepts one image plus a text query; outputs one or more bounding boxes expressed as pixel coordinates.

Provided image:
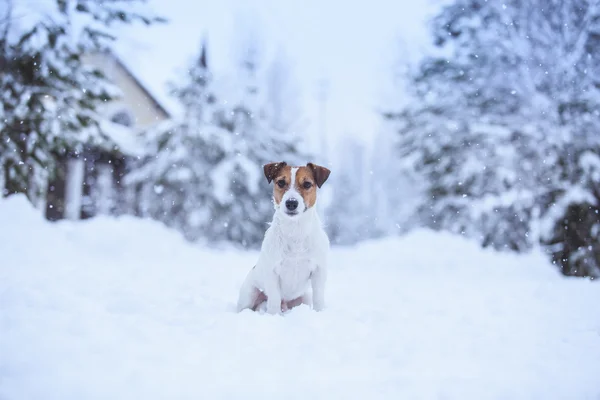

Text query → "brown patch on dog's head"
[297,163,330,208]
[265,162,292,206]
[263,161,287,184]
[295,166,318,208]
[306,163,331,188]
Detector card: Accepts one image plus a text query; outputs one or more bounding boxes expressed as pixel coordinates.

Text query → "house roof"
[104,49,173,119]
[108,19,215,121]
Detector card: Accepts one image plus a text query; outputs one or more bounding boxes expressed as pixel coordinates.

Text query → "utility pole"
[315,77,332,220]
[316,77,330,167]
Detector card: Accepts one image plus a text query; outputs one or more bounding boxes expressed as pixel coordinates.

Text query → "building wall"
[83,52,169,130]
[45,52,170,221]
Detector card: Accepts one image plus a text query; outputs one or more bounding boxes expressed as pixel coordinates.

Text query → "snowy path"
[1,196,599,399]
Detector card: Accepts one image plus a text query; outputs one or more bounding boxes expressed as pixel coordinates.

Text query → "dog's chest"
[274,236,316,299]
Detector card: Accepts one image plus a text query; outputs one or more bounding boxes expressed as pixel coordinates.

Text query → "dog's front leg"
[311,265,327,311]
[263,271,282,315]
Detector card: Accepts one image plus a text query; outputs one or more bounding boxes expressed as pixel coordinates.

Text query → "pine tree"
[128,40,308,248]
[125,44,224,241]
[368,111,424,237]
[264,47,305,135]
[0,0,163,204]
[208,42,307,247]
[326,138,374,245]
[367,45,428,238]
[392,0,600,277]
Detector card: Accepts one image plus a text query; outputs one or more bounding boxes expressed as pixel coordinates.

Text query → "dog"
[236,161,331,315]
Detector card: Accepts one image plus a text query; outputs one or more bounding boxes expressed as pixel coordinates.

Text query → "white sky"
[115,0,443,160]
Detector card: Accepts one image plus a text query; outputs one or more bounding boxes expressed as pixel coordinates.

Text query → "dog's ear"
[307,162,331,188]
[263,161,287,183]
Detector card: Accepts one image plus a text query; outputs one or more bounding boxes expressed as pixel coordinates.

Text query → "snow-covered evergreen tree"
[370,96,424,236]
[0,0,162,203]
[209,41,307,247]
[128,40,308,248]
[326,137,375,245]
[392,0,600,277]
[366,43,425,239]
[125,44,224,241]
[264,47,305,136]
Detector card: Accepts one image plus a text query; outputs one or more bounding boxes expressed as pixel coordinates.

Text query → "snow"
[538,184,598,241]
[1,195,599,399]
[107,0,444,152]
[580,150,600,181]
[99,119,146,156]
[210,156,262,205]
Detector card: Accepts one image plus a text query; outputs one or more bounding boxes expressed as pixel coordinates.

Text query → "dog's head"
[263,161,331,218]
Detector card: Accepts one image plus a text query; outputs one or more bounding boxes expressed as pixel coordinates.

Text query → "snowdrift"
[1,195,599,399]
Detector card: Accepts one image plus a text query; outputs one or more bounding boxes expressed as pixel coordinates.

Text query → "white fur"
[236,185,330,315]
[280,167,306,212]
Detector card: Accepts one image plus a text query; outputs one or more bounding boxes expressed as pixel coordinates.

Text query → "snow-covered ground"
[1,195,599,400]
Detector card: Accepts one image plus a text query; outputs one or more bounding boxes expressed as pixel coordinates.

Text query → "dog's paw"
[266,303,282,315]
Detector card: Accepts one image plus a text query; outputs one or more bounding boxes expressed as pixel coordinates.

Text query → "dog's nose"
[285,198,299,211]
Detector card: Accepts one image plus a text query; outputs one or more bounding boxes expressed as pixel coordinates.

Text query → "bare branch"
[0,0,13,43]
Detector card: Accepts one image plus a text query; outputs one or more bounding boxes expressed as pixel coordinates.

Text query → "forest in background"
[1,0,599,279]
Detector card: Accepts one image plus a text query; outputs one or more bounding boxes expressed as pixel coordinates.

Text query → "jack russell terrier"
[236,162,331,315]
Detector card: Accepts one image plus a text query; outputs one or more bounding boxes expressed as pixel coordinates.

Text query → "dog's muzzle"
[285,198,299,215]
[285,198,299,212]
[284,198,307,216]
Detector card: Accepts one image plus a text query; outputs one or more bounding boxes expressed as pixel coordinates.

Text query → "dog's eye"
[303,181,313,189]
[277,179,286,188]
